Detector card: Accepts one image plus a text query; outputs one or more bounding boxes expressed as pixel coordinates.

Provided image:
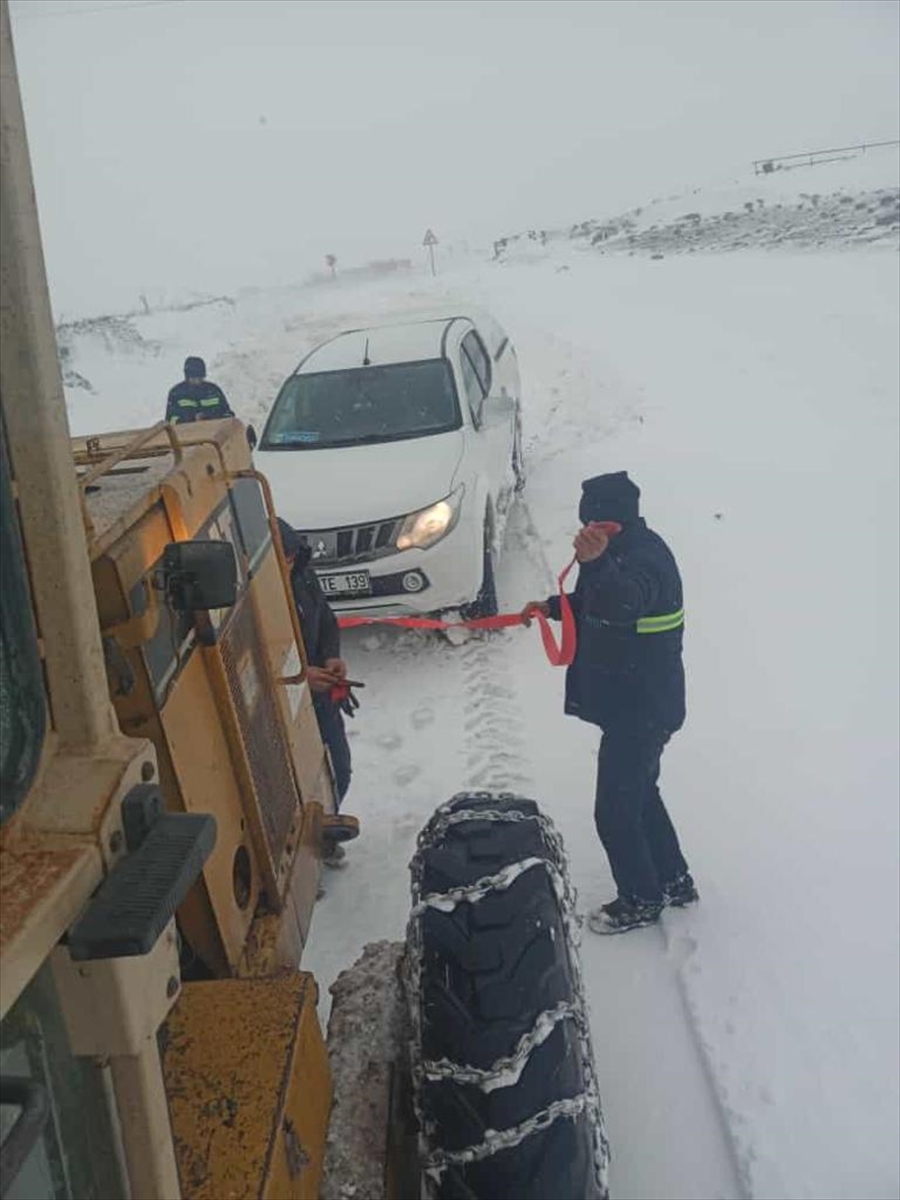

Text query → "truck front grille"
[305,519,401,567]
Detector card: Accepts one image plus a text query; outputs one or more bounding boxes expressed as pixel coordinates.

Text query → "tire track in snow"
[458,499,556,795]
[501,403,746,1197]
[460,631,531,793]
[659,921,753,1198]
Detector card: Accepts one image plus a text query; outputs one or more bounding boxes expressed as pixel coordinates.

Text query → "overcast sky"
[9,0,900,317]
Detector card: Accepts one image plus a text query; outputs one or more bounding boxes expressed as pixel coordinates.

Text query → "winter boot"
[663,872,699,908]
[587,895,663,935]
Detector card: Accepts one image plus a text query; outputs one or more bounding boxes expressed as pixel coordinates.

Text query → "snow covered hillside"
[57,157,899,1200]
[495,147,900,260]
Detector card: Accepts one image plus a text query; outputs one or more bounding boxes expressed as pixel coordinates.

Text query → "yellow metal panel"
[161,449,228,542]
[0,733,156,1017]
[263,989,332,1200]
[214,583,303,901]
[249,553,308,740]
[70,417,334,974]
[93,501,171,625]
[290,696,335,816]
[0,837,100,1020]
[239,906,304,979]
[162,974,331,1200]
[76,421,255,556]
[161,652,262,970]
[288,810,326,949]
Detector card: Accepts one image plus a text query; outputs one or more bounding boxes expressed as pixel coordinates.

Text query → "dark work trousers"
[594,724,689,903]
[313,696,352,807]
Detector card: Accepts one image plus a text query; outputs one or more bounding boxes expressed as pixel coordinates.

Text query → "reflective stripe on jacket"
[165,381,233,424]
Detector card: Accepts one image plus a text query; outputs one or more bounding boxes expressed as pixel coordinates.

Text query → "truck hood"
[254,429,465,530]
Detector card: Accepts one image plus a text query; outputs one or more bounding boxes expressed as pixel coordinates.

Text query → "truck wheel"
[407,793,610,1200]
[462,525,498,621]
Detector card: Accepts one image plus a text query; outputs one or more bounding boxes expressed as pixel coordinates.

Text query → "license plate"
[318,570,371,597]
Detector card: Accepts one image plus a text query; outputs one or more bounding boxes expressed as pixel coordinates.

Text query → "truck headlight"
[396,486,464,551]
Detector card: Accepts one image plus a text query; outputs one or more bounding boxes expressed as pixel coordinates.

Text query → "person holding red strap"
[278,519,354,867]
[522,471,697,934]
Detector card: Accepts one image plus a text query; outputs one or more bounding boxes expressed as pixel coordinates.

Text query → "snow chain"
[405,792,611,1198]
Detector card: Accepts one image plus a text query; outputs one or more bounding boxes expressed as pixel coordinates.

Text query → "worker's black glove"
[337,688,360,719]
[329,682,361,718]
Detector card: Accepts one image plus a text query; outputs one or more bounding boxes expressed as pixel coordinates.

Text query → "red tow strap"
[336,558,578,667]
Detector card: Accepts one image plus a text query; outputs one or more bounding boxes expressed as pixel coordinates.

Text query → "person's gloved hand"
[330,681,361,717]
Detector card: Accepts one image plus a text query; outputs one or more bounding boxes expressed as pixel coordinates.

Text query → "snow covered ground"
[58,161,900,1200]
[496,147,900,261]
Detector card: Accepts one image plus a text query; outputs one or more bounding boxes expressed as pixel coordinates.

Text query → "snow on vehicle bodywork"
[255,314,522,616]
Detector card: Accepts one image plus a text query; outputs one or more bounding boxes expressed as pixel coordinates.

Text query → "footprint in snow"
[411,706,435,730]
[394,764,422,788]
[393,813,420,837]
[376,732,403,752]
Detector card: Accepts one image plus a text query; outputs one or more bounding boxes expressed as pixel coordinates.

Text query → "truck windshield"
[260,360,461,450]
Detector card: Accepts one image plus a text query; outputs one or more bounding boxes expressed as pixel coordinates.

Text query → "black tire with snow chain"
[407,793,610,1200]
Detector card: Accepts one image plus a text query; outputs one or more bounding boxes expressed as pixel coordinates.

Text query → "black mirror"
[162,541,238,612]
[246,424,258,451]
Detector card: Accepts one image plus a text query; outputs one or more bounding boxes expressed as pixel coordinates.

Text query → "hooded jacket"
[549,515,686,733]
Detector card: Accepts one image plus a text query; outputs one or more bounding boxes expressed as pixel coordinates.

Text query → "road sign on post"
[423,228,438,276]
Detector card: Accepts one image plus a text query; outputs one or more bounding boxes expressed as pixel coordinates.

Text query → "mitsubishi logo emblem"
[312,539,328,560]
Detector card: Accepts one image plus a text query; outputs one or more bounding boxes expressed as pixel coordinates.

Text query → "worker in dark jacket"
[165,356,233,424]
[522,472,696,933]
[278,520,352,864]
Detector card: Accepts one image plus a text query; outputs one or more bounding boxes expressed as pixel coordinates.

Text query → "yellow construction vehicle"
[0,4,607,1196]
[0,2,356,1193]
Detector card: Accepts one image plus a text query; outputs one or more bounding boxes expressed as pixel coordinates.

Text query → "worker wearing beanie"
[165,356,234,424]
[522,471,697,933]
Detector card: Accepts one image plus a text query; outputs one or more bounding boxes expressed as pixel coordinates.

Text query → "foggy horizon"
[10,0,900,318]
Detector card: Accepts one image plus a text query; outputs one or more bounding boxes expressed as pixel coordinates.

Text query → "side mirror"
[162,541,238,612]
[246,424,258,451]
[482,393,516,426]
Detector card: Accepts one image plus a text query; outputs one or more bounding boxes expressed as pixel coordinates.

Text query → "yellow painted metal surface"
[0,733,155,1018]
[78,416,340,975]
[162,651,262,970]
[239,908,303,979]
[237,807,324,978]
[162,974,331,1200]
[0,837,100,1019]
[262,987,332,1200]
[74,421,253,556]
[287,808,326,951]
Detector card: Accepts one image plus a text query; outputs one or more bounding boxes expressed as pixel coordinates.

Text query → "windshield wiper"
[344,428,452,446]
[263,426,457,451]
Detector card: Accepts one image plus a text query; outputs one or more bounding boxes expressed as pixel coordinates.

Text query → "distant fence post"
[752,139,899,175]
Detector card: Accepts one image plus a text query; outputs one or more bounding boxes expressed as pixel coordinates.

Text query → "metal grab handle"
[233,469,309,684]
[0,1075,50,1198]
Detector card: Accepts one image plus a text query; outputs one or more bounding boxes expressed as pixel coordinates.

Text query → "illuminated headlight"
[396,486,464,552]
